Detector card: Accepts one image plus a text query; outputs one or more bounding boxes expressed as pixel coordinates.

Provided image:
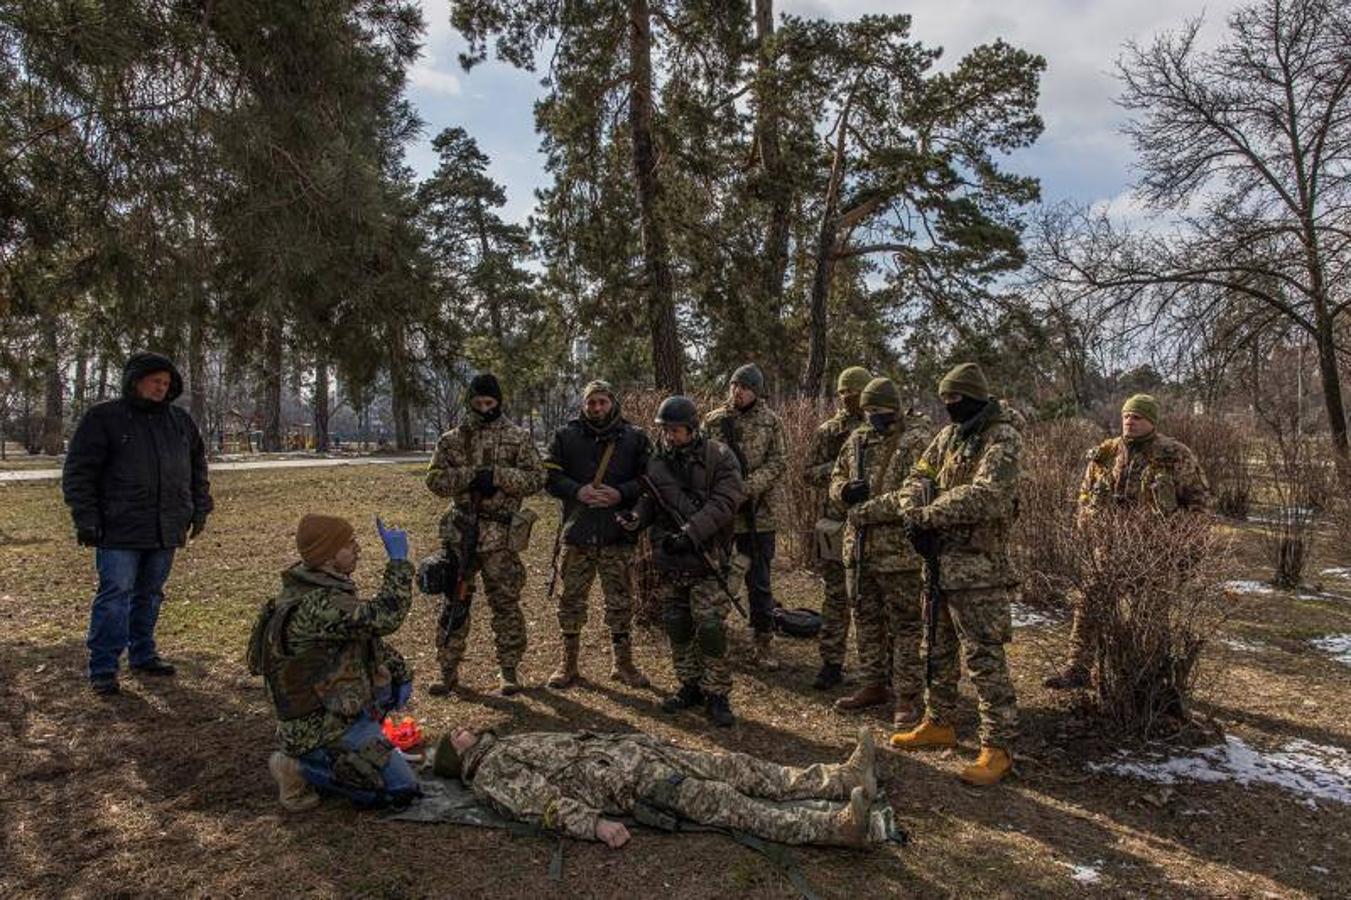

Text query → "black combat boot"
[705,693,735,728]
[660,681,704,713]
[131,658,176,677]
[812,662,844,690]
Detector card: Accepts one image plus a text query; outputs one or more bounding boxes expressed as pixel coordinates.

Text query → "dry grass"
[1,464,1349,898]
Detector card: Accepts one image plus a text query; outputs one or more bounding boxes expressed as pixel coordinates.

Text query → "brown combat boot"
[830,786,871,847]
[889,719,958,750]
[834,682,889,712]
[547,634,581,689]
[892,697,923,729]
[269,752,320,812]
[958,746,1014,786]
[752,631,780,671]
[498,667,523,696]
[609,633,651,688]
[427,666,459,697]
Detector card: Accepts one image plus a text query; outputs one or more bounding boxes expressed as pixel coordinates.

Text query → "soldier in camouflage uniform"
[831,378,933,726]
[619,395,746,727]
[868,363,1022,787]
[425,373,546,696]
[247,514,417,811]
[803,366,871,690]
[702,364,788,670]
[542,380,652,689]
[434,725,883,848]
[1045,393,1213,690]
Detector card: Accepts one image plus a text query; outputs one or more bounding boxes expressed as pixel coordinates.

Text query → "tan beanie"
[860,377,901,411]
[836,366,873,395]
[296,514,355,567]
[938,363,990,401]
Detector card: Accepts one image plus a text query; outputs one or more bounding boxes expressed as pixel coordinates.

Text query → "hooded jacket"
[61,352,213,549]
[543,406,652,547]
[631,435,746,576]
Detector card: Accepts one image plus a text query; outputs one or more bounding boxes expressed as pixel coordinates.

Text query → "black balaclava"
[945,395,988,424]
[867,411,898,432]
[468,373,503,423]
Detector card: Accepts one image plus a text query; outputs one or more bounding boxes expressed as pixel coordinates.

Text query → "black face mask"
[944,396,987,424]
[867,411,898,432]
[472,406,502,424]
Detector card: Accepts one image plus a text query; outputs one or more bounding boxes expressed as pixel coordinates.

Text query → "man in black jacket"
[62,352,213,695]
[542,381,652,689]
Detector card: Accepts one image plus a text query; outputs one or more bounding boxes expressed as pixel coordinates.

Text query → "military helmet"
[654,395,699,429]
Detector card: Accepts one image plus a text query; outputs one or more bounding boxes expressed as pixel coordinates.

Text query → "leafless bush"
[1259,432,1322,589]
[1167,413,1254,520]
[1012,417,1106,611]
[1071,509,1232,737]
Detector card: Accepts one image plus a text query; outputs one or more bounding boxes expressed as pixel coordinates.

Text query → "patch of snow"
[1220,637,1268,653]
[1223,580,1277,595]
[1309,634,1351,666]
[1058,861,1103,884]
[1248,506,1316,525]
[1089,736,1351,806]
[1321,567,1351,580]
[1011,603,1057,628]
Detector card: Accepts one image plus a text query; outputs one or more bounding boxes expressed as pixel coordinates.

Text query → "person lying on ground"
[431,725,886,848]
[247,514,418,811]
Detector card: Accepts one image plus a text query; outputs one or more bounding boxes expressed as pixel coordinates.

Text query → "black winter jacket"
[632,436,746,575]
[544,416,651,546]
[62,352,213,549]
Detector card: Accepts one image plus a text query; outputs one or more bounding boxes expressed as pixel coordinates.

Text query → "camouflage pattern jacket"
[427,415,546,553]
[804,408,864,520]
[247,561,413,756]
[463,730,705,841]
[702,401,787,534]
[832,413,934,572]
[864,400,1023,591]
[1078,433,1211,521]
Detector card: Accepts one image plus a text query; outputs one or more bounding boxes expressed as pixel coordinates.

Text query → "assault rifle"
[845,437,868,605]
[437,490,481,647]
[637,474,748,620]
[908,478,942,689]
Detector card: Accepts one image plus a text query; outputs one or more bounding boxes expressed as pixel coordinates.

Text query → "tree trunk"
[40,312,64,455]
[96,353,108,400]
[72,339,88,419]
[801,91,856,398]
[314,359,330,453]
[629,0,683,393]
[1313,315,1349,472]
[260,316,284,452]
[189,316,208,430]
[754,0,791,349]
[388,323,414,451]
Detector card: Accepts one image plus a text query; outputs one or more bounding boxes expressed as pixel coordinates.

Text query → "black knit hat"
[468,372,502,403]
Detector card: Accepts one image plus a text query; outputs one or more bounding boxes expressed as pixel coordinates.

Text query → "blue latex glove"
[375,517,409,562]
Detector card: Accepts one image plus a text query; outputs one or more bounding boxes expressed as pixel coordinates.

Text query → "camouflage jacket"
[864,400,1023,591]
[1078,433,1211,520]
[427,415,546,553]
[804,408,865,520]
[832,413,934,572]
[463,730,708,842]
[702,401,787,534]
[248,561,413,757]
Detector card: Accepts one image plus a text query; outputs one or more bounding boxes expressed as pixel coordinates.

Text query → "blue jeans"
[297,712,419,808]
[87,548,176,678]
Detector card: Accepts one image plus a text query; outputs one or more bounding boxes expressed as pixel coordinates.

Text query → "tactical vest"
[254,596,377,721]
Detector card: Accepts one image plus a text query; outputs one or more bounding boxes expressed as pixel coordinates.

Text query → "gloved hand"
[906,523,941,559]
[661,531,695,555]
[468,467,496,496]
[376,516,410,561]
[76,524,102,547]
[189,516,207,540]
[841,480,870,506]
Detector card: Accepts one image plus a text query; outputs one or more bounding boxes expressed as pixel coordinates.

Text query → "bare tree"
[1034,0,1351,470]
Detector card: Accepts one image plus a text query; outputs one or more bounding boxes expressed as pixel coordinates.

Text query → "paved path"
[0,454,431,484]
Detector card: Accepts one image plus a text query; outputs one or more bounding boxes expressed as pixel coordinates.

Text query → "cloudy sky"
[405,1,1246,224]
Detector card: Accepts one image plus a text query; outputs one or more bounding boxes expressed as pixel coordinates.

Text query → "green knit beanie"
[860,377,901,411]
[938,363,990,401]
[730,363,765,394]
[1122,393,1160,424]
[433,732,463,779]
[836,366,872,395]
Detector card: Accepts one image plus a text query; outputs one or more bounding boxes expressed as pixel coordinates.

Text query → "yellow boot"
[889,719,957,750]
[958,746,1013,786]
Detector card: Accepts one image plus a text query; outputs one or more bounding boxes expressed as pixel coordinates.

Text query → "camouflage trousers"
[556,543,635,636]
[436,549,528,671]
[642,746,856,845]
[922,586,1018,748]
[659,574,731,696]
[817,559,851,666]
[1065,588,1093,671]
[854,568,923,701]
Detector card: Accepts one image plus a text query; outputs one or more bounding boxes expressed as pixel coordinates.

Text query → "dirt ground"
[1,464,1348,898]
